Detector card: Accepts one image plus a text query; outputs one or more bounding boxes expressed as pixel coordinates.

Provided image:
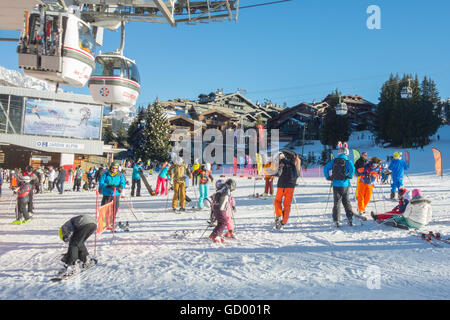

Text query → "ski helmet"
[225,179,236,192]
[393,152,402,160]
[215,179,225,190]
[59,227,64,241]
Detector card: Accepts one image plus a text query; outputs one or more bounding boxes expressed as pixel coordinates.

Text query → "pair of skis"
[411,231,449,248]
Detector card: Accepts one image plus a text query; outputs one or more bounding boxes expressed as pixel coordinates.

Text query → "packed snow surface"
[0,128,449,300]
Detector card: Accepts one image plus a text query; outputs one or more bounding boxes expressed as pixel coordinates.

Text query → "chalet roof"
[169,115,206,127]
[214,92,258,108]
[198,108,238,120]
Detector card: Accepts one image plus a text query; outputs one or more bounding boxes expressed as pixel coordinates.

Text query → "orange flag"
[96,201,115,235]
[432,148,442,177]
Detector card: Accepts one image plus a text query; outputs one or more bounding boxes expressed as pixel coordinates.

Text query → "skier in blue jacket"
[388,152,409,200]
[99,161,127,222]
[131,161,143,197]
[323,142,356,227]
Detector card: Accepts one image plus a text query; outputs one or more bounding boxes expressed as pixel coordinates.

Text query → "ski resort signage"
[23,98,102,140]
[36,141,85,150]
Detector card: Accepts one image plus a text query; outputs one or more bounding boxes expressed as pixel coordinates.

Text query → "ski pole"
[323,181,333,219]
[292,190,301,225]
[121,196,140,223]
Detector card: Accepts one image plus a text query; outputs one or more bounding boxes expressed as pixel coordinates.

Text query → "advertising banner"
[23,98,102,139]
[432,148,442,177]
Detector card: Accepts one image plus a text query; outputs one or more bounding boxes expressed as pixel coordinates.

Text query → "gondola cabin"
[400,86,413,99]
[336,102,348,116]
[17,10,95,87]
[88,53,141,107]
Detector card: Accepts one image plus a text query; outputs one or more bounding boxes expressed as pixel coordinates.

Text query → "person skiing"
[12,175,32,225]
[73,166,83,192]
[168,157,192,212]
[273,150,301,230]
[155,162,170,196]
[194,163,214,210]
[58,214,97,275]
[323,142,357,227]
[192,159,200,186]
[131,160,143,197]
[371,186,409,222]
[263,159,275,197]
[209,179,236,243]
[98,161,127,225]
[23,165,37,214]
[382,189,432,230]
[388,152,409,200]
[356,157,382,216]
[354,151,368,200]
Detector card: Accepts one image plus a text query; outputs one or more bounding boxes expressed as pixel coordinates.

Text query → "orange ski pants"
[274,187,294,225]
[357,182,373,213]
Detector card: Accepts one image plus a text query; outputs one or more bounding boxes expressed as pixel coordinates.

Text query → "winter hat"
[394,152,402,160]
[398,187,408,197]
[338,142,349,156]
[412,189,422,198]
[226,179,236,192]
[371,157,381,164]
[215,179,225,190]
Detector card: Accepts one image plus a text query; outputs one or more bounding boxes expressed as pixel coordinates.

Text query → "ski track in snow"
[1,169,449,300]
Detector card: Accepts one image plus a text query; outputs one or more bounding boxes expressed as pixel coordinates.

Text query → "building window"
[0,94,8,133]
[9,95,24,134]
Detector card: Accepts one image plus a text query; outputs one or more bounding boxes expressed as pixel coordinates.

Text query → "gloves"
[117,186,123,193]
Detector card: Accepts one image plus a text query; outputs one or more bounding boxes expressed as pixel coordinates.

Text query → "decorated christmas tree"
[142,101,172,162]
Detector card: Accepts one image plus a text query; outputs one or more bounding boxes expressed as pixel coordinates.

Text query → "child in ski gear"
[131,161,143,197]
[12,175,32,225]
[371,186,410,222]
[380,163,391,185]
[23,165,37,214]
[273,150,301,229]
[323,142,356,226]
[192,159,200,186]
[354,151,368,199]
[389,189,432,229]
[194,163,214,209]
[155,162,170,196]
[263,161,275,196]
[168,158,192,212]
[356,157,382,215]
[209,179,236,242]
[98,162,127,222]
[59,214,97,272]
[388,152,409,199]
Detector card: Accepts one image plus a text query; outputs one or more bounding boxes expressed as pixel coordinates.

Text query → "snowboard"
[139,171,155,196]
[50,259,98,282]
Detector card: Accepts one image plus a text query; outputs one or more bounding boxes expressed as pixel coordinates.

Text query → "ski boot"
[224,231,235,239]
[275,217,282,230]
[347,219,353,227]
[334,221,340,228]
[390,192,395,200]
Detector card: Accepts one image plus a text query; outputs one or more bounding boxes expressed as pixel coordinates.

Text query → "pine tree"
[127,108,146,161]
[142,102,171,162]
[320,90,351,148]
[102,124,115,144]
[374,74,442,148]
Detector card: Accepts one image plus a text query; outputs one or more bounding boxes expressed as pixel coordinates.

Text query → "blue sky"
[1,0,450,108]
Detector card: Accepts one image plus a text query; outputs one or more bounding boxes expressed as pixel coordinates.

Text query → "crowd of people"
[1,144,434,276]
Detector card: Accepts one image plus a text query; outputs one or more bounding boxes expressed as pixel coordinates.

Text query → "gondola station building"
[0,85,114,174]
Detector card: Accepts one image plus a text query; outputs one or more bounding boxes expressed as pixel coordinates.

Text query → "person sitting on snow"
[383,189,432,230]
[371,186,409,222]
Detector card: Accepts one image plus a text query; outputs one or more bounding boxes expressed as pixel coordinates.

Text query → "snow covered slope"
[0,166,449,300]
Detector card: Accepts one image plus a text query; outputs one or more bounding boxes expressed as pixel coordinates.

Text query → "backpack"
[331,158,347,181]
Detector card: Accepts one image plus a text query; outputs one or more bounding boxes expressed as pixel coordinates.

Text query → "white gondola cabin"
[17,8,95,87]
[400,86,413,99]
[88,53,141,107]
[336,102,348,116]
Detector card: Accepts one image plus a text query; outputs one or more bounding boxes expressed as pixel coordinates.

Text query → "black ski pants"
[332,186,354,222]
[62,223,97,265]
[131,179,141,196]
[73,178,82,191]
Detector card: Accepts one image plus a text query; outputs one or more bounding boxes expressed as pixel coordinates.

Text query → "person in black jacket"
[56,167,67,194]
[273,150,301,230]
[58,215,97,274]
[354,152,368,200]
